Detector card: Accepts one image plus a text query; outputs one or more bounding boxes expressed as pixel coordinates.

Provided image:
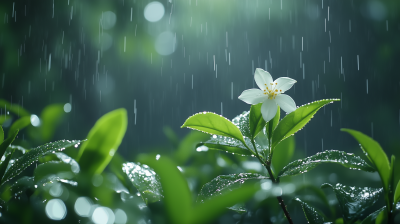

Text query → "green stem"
[250,139,293,224]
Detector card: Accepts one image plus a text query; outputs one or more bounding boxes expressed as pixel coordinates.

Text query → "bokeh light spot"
[155,31,176,56]
[30,114,41,127]
[102,11,117,29]
[92,206,115,224]
[144,2,165,22]
[45,199,67,220]
[114,209,128,224]
[64,103,71,113]
[74,197,92,217]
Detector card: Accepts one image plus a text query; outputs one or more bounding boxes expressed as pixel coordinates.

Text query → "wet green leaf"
[272,99,339,150]
[40,104,65,142]
[294,184,334,217]
[8,116,30,138]
[0,129,18,158]
[197,173,268,204]
[279,150,375,178]
[0,99,30,117]
[271,135,295,177]
[181,112,245,145]
[322,183,383,223]
[294,197,327,224]
[0,126,4,144]
[2,139,82,185]
[0,149,14,184]
[341,129,390,207]
[266,106,280,141]
[249,103,266,139]
[122,162,163,204]
[360,206,386,224]
[137,154,192,224]
[192,181,262,224]
[394,180,400,206]
[196,137,253,156]
[77,108,127,175]
[174,131,209,165]
[374,209,387,224]
[34,161,75,181]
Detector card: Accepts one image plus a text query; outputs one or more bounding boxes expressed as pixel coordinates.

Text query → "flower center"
[263,82,282,99]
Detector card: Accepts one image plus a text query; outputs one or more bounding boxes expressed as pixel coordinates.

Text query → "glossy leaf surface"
[360,206,386,224]
[137,154,192,224]
[0,149,14,184]
[34,161,75,181]
[181,112,245,144]
[40,104,65,142]
[0,126,3,144]
[279,150,375,178]
[197,173,268,204]
[394,180,400,206]
[294,197,326,224]
[322,183,383,223]
[174,131,209,165]
[7,116,30,138]
[77,108,127,175]
[266,106,280,141]
[271,135,295,177]
[196,138,253,156]
[2,139,82,184]
[272,99,339,149]
[341,129,390,199]
[249,103,266,139]
[122,162,163,204]
[0,129,18,158]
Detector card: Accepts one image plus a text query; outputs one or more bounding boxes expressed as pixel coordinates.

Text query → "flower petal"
[238,89,267,105]
[274,77,297,93]
[275,94,296,113]
[261,99,278,122]
[254,68,273,90]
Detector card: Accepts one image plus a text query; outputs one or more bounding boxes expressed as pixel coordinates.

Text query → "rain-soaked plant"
[180,68,400,224]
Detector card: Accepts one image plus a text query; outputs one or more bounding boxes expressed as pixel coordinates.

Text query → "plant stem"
[252,140,293,224]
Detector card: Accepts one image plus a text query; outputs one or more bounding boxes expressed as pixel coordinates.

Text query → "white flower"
[238,68,297,122]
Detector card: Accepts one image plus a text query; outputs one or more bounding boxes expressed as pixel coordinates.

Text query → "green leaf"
[181,112,245,145]
[137,154,192,224]
[77,108,127,175]
[360,206,386,224]
[196,138,253,156]
[294,197,327,224]
[197,173,268,203]
[0,149,15,184]
[0,126,3,144]
[196,173,267,214]
[194,112,264,157]
[249,103,266,139]
[279,150,375,178]
[374,209,387,224]
[271,135,295,177]
[394,180,400,206]
[34,161,75,181]
[8,116,30,138]
[122,162,163,204]
[40,104,65,142]
[192,182,262,224]
[0,115,12,126]
[272,99,339,150]
[322,183,383,224]
[266,106,280,141]
[0,99,30,117]
[163,126,180,147]
[341,129,390,207]
[174,131,209,165]
[294,184,334,217]
[2,139,82,185]
[0,129,18,158]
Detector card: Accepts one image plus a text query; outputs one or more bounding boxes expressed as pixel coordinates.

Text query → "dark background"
[1,0,399,168]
